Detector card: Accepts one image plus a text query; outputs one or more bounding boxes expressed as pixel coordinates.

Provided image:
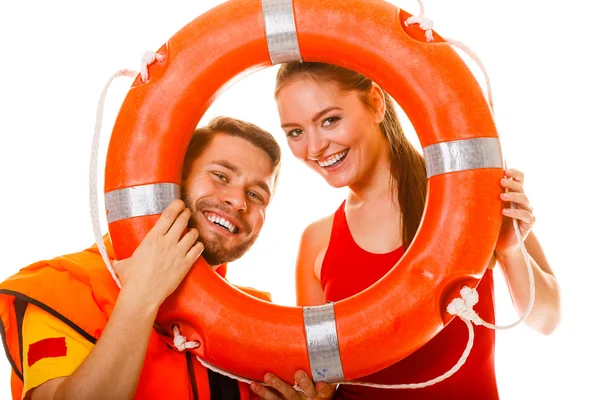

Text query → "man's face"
[182,133,276,266]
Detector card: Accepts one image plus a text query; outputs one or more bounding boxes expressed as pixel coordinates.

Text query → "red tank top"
[320,202,499,400]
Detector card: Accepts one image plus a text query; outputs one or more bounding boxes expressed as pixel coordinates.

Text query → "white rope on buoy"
[89,51,165,289]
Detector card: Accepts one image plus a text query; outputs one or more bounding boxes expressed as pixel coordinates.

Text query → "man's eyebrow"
[255,180,272,198]
[281,106,343,129]
[210,160,239,174]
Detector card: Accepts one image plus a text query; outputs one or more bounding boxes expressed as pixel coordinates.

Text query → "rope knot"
[405,15,435,42]
[446,286,482,325]
[140,51,165,83]
[293,384,308,395]
[172,325,200,351]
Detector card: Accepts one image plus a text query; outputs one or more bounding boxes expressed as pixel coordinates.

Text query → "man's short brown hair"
[182,116,281,184]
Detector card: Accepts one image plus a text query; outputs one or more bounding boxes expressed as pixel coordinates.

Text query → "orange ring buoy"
[104,0,503,384]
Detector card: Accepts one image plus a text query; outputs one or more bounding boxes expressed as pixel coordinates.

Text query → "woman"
[250,62,561,400]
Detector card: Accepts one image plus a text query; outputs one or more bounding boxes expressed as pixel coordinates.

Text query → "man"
[0,116,281,399]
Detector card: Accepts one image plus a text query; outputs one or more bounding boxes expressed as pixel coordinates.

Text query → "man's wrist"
[116,287,161,320]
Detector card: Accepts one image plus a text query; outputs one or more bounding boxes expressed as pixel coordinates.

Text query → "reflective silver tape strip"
[105,183,180,223]
[262,0,302,64]
[303,303,344,382]
[423,137,503,178]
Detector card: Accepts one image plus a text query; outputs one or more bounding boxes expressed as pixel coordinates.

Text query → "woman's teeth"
[318,149,349,167]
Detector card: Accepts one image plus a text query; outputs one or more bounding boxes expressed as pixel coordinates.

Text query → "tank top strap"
[328,200,355,249]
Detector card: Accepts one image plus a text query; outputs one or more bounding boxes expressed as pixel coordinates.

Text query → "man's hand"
[251,371,335,400]
[113,199,204,310]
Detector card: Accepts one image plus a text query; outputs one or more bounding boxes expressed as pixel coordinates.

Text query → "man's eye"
[247,191,263,202]
[213,172,227,182]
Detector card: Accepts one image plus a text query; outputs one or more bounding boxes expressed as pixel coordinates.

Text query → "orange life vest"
[0,236,262,399]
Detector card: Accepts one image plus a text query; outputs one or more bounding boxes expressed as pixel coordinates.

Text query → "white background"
[0,0,598,398]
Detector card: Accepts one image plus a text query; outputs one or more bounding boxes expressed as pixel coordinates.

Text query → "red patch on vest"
[27,337,67,367]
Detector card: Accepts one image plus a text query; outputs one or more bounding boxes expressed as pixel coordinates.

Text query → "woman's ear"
[369,83,386,124]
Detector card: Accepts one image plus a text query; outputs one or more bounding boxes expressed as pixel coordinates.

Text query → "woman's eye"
[322,117,340,127]
[286,129,303,138]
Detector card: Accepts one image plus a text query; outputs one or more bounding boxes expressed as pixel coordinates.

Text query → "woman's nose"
[307,131,329,159]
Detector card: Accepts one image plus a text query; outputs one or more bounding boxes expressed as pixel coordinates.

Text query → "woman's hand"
[495,169,535,256]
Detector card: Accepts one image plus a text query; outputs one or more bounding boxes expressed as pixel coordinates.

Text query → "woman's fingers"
[502,207,535,226]
[500,192,532,212]
[500,177,524,193]
[504,168,524,184]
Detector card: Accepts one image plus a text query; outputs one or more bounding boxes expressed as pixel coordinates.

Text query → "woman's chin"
[322,174,352,189]
[307,163,353,188]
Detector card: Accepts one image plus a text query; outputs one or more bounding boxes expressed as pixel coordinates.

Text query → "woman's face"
[277,77,387,188]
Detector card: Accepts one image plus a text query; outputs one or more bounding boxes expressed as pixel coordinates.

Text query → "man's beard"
[183,195,257,266]
[202,234,256,266]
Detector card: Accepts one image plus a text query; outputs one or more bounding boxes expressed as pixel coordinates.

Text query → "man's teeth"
[318,149,348,167]
[207,214,235,233]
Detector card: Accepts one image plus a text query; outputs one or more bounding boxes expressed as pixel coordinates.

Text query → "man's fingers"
[185,241,204,264]
[250,382,283,400]
[164,208,192,243]
[315,382,335,399]
[178,228,199,251]
[293,371,318,398]
[264,374,298,399]
[150,200,186,236]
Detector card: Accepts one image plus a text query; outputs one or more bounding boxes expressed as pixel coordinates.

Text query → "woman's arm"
[495,169,561,335]
[497,231,561,335]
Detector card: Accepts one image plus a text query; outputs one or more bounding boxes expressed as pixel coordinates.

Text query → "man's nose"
[220,186,247,212]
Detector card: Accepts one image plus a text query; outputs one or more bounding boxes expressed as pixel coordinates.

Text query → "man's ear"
[369,83,386,124]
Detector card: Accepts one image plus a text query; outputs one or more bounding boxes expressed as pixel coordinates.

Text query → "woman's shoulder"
[300,213,335,251]
[297,213,336,284]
